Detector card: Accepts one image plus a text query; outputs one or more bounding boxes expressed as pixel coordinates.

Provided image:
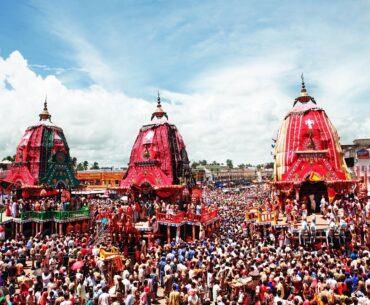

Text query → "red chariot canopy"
[273,77,355,187]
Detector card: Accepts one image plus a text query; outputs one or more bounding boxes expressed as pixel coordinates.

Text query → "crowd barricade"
[54,208,90,220]
[19,207,90,221]
[32,211,55,221]
[20,211,33,221]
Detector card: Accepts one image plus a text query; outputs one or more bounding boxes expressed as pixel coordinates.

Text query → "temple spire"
[293,74,316,105]
[39,96,52,121]
[151,92,168,120]
[300,73,308,97]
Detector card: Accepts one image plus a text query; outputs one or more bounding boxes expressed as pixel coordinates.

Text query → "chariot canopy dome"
[5,98,79,189]
[121,93,191,197]
[273,75,352,186]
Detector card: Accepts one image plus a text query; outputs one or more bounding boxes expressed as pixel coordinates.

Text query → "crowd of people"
[3,196,86,219]
[0,185,370,305]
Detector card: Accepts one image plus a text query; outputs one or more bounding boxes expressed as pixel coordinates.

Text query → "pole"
[167,225,171,244]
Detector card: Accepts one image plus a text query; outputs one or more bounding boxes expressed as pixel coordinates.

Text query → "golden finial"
[151,91,168,120]
[293,74,317,106]
[39,96,52,121]
[300,73,308,97]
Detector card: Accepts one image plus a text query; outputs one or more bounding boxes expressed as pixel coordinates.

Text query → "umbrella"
[70,260,84,271]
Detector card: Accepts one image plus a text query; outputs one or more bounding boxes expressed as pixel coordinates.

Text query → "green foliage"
[2,155,15,162]
[226,159,233,169]
[90,162,100,170]
[265,162,274,169]
[256,162,274,170]
[76,163,84,171]
[83,161,89,170]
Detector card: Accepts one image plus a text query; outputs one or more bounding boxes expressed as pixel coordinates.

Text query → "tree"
[71,157,77,170]
[265,162,274,169]
[226,159,233,169]
[2,155,15,162]
[76,163,84,171]
[238,164,245,169]
[211,161,220,165]
[191,161,200,169]
[199,160,207,166]
[83,161,89,171]
[90,162,100,170]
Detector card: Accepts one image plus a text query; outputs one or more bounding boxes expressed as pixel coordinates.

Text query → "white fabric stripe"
[285,115,293,171]
[276,119,288,179]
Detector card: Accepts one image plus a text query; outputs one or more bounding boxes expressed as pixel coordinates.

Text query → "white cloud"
[1,48,369,168]
[0,51,150,167]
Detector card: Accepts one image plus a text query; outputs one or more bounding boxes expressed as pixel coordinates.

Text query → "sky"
[0,0,370,167]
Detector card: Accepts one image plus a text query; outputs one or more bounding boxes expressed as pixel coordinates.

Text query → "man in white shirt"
[212,280,221,303]
[207,271,214,302]
[125,289,135,305]
[299,218,308,246]
[98,287,110,305]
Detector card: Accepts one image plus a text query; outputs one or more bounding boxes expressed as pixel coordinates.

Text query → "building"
[76,168,125,190]
[342,139,370,197]
[215,166,256,183]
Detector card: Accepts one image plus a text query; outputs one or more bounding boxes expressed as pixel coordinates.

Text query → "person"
[326,220,337,246]
[124,289,135,305]
[11,201,17,218]
[212,280,221,303]
[320,195,328,216]
[60,294,72,305]
[0,225,5,241]
[309,217,316,245]
[163,270,173,299]
[339,216,347,246]
[139,289,148,305]
[98,287,110,305]
[299,217,308,246]
[168,284,180,305]
[26,289,35,305]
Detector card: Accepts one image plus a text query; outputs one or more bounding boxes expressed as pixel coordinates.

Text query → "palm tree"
[76,163,84,171]
[90,162,99,170]
[83,161,89,171]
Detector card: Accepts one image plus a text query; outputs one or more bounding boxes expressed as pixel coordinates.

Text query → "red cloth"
[120,123,187,197]
[274,105,351,184]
